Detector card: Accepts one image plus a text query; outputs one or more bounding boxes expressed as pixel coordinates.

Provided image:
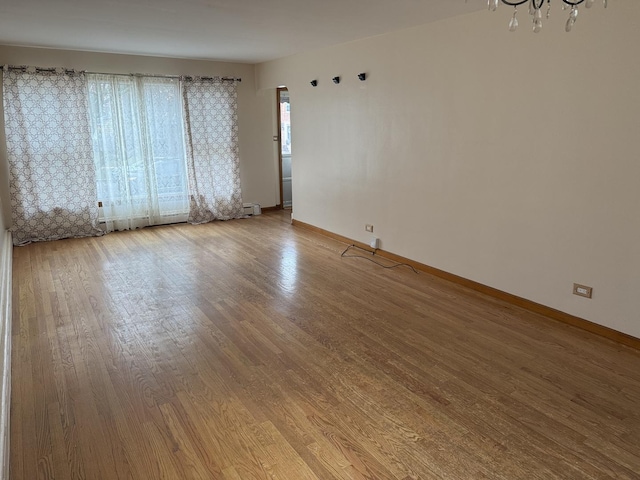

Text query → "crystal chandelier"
[488,0,608,33]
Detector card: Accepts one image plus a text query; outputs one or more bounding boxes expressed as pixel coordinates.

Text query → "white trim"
[0,230,12,480]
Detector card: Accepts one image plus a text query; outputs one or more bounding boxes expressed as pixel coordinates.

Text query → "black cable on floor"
[340,244,419,274]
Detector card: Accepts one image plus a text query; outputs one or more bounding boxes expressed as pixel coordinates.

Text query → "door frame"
[276,87,287,210]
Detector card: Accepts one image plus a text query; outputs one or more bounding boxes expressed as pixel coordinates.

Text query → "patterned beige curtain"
[181,77,243,223]
[3,67,102,245]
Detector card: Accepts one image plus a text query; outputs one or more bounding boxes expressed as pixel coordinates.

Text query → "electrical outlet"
[370,237,379,249]
[573,283,593,299]
[365,224,374,233]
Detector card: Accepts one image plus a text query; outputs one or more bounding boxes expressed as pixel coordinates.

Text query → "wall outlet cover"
[573,283,593,299]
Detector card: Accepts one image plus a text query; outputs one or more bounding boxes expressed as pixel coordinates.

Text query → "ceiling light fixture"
[488,0,607,33]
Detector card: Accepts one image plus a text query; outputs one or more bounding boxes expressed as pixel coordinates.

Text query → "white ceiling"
[0,0,485,64]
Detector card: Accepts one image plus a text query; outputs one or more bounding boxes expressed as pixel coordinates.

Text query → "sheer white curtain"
[87,74,189,232]
[3,67,102,245]
[182,77,243,223]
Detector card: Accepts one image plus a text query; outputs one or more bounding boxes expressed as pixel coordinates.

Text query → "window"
[87,75,190,230]
[4,67,243,243]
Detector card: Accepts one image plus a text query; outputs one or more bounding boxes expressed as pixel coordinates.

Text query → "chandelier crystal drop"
[488,0,608,33]
[509,8,520,31]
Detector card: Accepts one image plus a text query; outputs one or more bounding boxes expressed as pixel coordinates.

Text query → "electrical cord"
[340,244,419,274]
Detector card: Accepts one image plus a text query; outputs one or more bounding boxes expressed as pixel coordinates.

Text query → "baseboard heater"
[0,230,13,480]
[243,203,261,216]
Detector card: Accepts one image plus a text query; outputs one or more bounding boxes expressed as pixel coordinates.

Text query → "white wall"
[0,45,279,209]
[257,1,640,338]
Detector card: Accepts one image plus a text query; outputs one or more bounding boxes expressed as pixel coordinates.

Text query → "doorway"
[277,88,292,209]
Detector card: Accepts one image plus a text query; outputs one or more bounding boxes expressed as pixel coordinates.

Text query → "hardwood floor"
[10,211,640,479]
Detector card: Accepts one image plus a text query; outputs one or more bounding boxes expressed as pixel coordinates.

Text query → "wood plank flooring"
[10,211,640,479]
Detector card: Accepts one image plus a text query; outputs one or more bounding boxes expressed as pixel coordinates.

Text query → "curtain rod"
[4,65,241,82]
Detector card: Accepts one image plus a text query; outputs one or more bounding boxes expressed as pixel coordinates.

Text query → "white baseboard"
[0,230,12,480]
